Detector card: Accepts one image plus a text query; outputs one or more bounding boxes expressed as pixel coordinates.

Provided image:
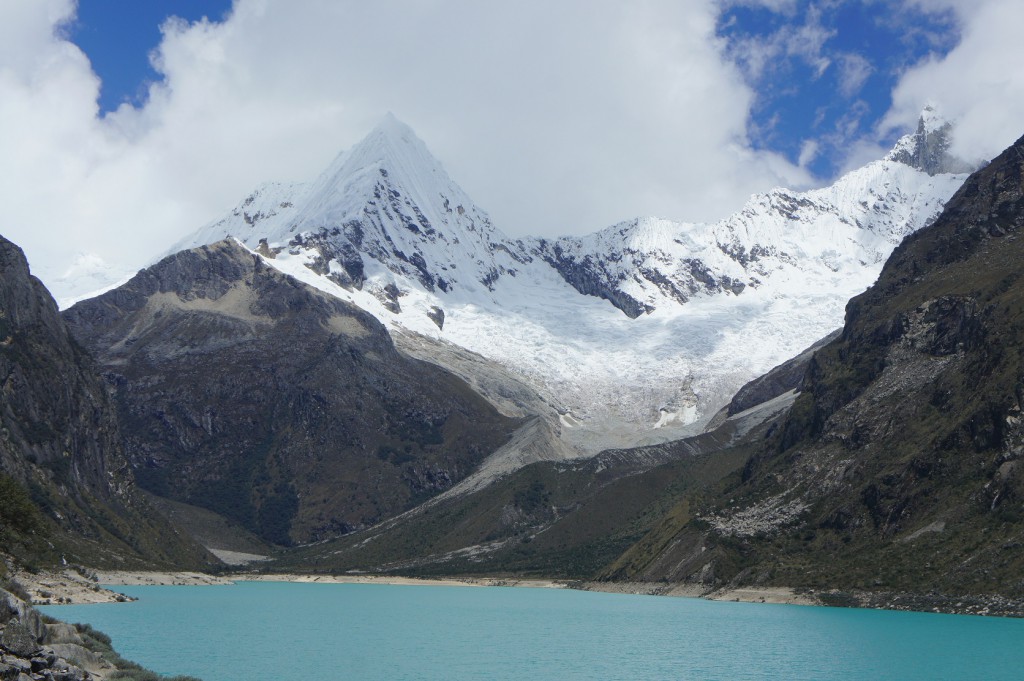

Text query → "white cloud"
[837,53,872,98]
[719,0,799,13]
[797,139,819,167]
[882,0,1024,166]
[0,0,818,293]
[725,3,835,82]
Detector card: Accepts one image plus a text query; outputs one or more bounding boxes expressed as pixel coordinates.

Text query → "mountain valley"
[169,108,970,453]
[4,108,1024,617]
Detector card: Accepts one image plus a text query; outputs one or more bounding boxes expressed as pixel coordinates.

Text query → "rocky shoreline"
[573,581,1024,617]
[16,568,1024,618]
[0,584,195,681]
[813,589,1024,618]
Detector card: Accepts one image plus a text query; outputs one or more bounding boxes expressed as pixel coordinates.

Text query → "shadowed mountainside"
[607,131,1024,602]
[0,234,211,569]
[63,240,519,547]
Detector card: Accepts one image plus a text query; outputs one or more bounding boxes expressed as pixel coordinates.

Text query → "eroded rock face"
[1,620,39,658]
[64,240,518,546]
[0,235,210,569]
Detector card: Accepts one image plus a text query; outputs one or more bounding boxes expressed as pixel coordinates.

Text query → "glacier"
[168,109,970,453]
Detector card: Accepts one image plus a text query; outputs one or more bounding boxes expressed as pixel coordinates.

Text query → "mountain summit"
[887,105,975,176]
[181,114,525,296]
[173,112,975,451]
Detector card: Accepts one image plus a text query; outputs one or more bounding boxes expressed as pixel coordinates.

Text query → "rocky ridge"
[0,235,210,569]
[604,128,1024,603]
[62,240,519,547]
[886,104,976,176]
[533,112,969,319]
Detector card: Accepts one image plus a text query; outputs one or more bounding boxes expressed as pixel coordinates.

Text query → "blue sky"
[71,0,233,112]
[718,1,960,176]
[70,1,961,178]
[3,0,1023,294]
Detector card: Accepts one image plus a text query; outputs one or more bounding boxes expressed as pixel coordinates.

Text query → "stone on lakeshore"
[1,622,41,658]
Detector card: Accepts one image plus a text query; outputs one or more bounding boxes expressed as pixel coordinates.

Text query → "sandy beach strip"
[18,567,818,608]
[236,573,566,590]
[93,570,235,587]
[705,586,818,606]
[572,581,818,606]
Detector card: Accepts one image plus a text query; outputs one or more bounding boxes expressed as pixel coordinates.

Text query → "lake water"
[40,582,1024,680]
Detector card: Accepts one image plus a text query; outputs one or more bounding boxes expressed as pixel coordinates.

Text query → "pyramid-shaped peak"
[310,114,451,196]
[346,113,431,163]
[886,105,974,176]
[373,111,413,135]
[292,113,506,282]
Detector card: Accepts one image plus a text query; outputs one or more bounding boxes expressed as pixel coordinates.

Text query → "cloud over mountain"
[1,0,1022,295]
[0,0,805,289]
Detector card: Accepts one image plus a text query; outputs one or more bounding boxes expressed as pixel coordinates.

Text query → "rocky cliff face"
[614,130,1024,602]
[63,240,518,546]
[0,236,117,502]
[0,235,209,569]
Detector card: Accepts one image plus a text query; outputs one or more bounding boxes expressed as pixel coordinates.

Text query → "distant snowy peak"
[180,110,973,324]
[53,252,137,309]
[179,114,528,295]
[180,109,974,325]
[292,113,529,291]
[178,181,307,249]
[529,108,974,318]
[886,105,975,176]
[531,165,966,318]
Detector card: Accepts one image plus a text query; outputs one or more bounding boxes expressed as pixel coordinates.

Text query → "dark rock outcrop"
[63,240,517,546]
[0,236,118,503]
[531,241,652,318]
[0,588,85,680]
[0,586,194,681]
[726,329,841,416]
[887,106,976,176]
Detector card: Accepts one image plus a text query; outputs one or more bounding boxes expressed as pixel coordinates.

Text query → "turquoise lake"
[40,582,1024,680]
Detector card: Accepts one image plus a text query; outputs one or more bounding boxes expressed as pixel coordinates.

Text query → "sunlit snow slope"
[173,108,970,452]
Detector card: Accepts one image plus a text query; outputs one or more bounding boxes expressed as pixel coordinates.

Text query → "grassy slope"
[267,417,770,580]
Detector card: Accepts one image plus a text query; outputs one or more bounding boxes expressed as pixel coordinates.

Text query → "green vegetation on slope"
[268,416,770,580]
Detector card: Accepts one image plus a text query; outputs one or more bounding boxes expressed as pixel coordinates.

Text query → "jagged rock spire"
[887,105,975,176]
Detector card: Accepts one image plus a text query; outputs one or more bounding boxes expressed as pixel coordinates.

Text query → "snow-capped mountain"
[176,113,528,297]
[52,252,137,310]
[174,109,971,452]
[531,105,969,319]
